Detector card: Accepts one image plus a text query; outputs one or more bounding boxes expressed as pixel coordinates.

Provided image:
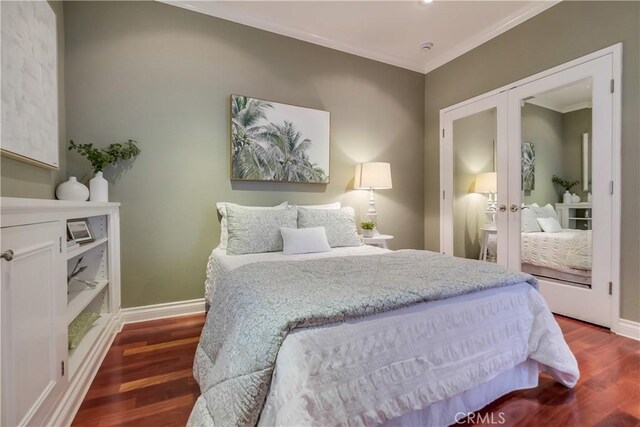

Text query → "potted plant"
[68,140,141,202]
[360,220,376,238]
[552,175,580,203]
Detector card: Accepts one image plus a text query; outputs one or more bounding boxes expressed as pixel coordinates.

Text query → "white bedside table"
[363,234,393,249]
[479,226,496,261]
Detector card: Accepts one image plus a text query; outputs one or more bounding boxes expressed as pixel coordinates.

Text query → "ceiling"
[161,0,560,74]
[527,79,593,113]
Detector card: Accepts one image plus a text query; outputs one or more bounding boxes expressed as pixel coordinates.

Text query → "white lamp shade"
[354,162,392,189]
[475,172,497,193]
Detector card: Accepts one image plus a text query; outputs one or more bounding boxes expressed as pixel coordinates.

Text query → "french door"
[441,50,617,327]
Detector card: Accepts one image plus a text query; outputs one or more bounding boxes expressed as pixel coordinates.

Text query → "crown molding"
[159,0,561,75]
[423,0,561,73]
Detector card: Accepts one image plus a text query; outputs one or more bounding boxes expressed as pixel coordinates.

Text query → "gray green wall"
[424,1,640,321]
[63,1,425,307]
[0,1,66,199]
[562,108,592,201]
[522,103,564,206]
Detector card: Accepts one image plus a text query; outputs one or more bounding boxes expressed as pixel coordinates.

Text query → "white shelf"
[68,313,112,378]
[67,237,108,260]
[67,279,109,325]
[569,217,592,221]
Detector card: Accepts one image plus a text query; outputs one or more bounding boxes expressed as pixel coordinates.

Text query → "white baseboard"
[120,298,206,325]
[613,318,640,341]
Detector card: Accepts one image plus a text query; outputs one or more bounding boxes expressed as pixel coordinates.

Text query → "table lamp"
[354,162,392,235]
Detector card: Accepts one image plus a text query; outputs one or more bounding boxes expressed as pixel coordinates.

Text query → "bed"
[521,229,592,286]
[190,202,578,426]
[191,246,578,427]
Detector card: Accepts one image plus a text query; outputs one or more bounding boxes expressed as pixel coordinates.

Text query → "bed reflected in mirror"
[520,78,593,287]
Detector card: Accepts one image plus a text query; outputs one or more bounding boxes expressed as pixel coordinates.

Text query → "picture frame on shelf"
[67,218,95,244]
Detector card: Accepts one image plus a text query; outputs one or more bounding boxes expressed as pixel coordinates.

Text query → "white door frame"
[439,44,622,332]
[440,92,508,265]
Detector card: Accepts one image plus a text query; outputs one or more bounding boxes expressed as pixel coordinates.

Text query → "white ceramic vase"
[563,191,572,204]
[571,193,581,203]
[89,171,109,202]
[362,229,375,238]
[56,177,89,201]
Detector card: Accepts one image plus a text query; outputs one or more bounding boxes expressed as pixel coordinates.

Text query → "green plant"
[552,175,580,193]
[69,140,141,173]
[361,220,376,230]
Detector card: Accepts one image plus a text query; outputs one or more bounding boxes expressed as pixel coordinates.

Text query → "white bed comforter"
[204,245,389,304]
[521,229,592,272]
[258,282,577,426]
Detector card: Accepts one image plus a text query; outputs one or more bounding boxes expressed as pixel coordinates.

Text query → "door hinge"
[61,361,65,376]
[442,190,445,200]
[609,180,614,195]
[59,236,62,253]
[610,79,615,94]
[608,282,613,295]
[442,129,445,138]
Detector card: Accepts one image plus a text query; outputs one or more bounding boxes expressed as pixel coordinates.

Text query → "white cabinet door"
[1,221,67,426]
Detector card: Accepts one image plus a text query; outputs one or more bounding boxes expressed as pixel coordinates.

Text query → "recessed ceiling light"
[420,42,434,51]
[420,0,434,4]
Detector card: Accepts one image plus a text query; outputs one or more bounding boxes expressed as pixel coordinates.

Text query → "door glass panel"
[452,108,497,262]
[520,78,593,286]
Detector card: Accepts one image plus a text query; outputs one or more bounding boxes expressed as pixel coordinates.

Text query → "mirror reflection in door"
[453,108,498,262]
[520,78,593,286]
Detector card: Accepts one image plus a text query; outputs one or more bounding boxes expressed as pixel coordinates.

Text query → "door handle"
[498,204,507,212]
[510,204,519,212]
[1,249,14,261]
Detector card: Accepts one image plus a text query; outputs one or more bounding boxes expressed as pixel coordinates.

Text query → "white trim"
[423,1,560,73]
[47,312,120,426]
[613,319,640,341]
[120,298,206,325]
[526,98,592,114]
[159,0,558,75]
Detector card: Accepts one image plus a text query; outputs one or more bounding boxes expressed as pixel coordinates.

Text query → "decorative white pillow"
[537,217,562,233]
[226,205,297,255]
[297,206,362,248]
[532,203,560,222]
[280,227,331,255]
[217,202,287,250]
[522,207,542,232]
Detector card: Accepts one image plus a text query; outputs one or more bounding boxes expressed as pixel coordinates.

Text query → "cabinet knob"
[1,249,14,262]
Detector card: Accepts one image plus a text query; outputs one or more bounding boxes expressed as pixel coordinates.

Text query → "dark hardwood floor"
[72,314,640,427]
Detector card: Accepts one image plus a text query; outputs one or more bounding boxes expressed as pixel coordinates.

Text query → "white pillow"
[217,202,287,250]
[522,207,542,233]
[290,202,340,209]
[537,217,562,233]
[280,227,331,255]
[532,203,559,222]
[297,206,362,248]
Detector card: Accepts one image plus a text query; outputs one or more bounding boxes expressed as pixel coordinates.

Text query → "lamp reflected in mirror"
[475,172,497,229]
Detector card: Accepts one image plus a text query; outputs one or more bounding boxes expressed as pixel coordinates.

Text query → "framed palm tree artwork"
[230,95,330,183]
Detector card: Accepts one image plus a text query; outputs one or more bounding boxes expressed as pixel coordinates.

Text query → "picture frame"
[230,95,330,184]
[521,141,535,191]
[67,218,95,244]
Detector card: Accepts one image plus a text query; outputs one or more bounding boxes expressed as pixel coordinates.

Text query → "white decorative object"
[354,162,392,235]
[1,1,59,168]
[475,172,497,228]
[362,228,375,238]
[89,172,109,202]
[56,177,89,201]
[563,191,572,204]
[571,193,581,203]
[588,192,592,202]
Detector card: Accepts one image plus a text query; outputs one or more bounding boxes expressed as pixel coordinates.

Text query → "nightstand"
[363,234,393,249]
[479,226,496,261]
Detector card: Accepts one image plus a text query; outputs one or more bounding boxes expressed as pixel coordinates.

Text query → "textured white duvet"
[521,229,592,273]
[203,247,578,426]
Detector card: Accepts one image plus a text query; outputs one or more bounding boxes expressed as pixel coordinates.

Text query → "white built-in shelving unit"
[1,197,121,427]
